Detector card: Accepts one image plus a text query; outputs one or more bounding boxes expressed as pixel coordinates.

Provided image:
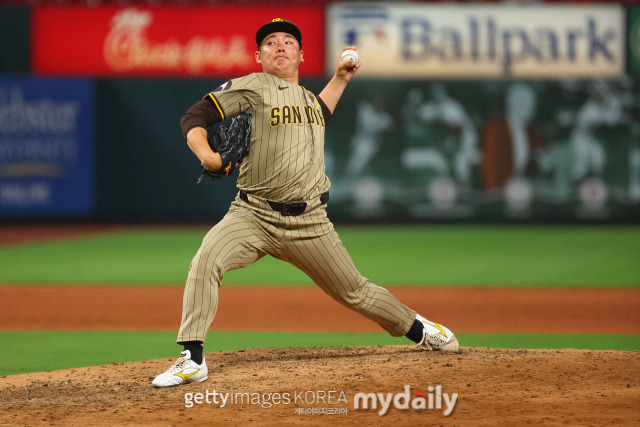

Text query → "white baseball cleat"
[152,350,208,387]
[416,314,460,352]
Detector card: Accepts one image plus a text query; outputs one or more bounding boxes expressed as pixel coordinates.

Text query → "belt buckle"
[281,202,305,216]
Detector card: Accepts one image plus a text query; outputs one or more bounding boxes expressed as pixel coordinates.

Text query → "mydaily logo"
[354,384,458,416]
[184,385,458,417]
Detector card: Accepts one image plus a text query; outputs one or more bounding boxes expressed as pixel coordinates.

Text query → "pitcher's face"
[255,32,304,81]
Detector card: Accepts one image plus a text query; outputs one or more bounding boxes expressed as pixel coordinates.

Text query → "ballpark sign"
[32,6,324,77]
[327,3,625,79]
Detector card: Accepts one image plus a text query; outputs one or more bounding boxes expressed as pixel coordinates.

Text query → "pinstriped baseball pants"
[177,193,417,344]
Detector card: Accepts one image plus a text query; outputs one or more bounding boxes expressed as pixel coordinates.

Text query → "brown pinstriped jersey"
[205,72,330,202]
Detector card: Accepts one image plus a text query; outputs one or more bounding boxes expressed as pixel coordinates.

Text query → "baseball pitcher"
[152,18,459,388]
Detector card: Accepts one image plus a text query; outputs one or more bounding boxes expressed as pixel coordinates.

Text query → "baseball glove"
[197,112,252,183]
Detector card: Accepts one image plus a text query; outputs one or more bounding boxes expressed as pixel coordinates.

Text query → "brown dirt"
[0,286,639,334]
[0,346,638,426]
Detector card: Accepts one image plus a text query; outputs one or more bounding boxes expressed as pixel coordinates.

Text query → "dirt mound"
[1,346,638,426]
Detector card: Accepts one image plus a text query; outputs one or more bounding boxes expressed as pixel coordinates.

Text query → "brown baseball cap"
[256,18,302,48]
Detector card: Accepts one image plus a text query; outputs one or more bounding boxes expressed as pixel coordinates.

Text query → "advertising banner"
[323,78,640,221]
[32,6,324,77]
[327,3,625,79]
[0,78,94,217]
[629,7,640,76]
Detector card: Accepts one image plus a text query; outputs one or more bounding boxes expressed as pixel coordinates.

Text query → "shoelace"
[166,356,188,373]
[426,334,447,347]
[418,331,448,350]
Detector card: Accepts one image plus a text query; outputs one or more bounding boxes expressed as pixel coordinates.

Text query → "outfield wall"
[91,78,640,222]
[0,77,636,223]
[1,4,639,223]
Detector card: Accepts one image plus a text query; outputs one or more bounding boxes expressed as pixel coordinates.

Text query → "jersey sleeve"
[180,98,223,140]
[316,96,332,125]
[204,74,263,120]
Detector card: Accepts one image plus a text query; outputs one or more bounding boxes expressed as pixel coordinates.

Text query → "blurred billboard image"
[324,78,640,221]
[32,6,325,77]
[0,77,94,218]
[328,3,626,79]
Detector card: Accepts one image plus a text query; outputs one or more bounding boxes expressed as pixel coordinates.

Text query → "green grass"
[1,330,638,376]
[0,229,203,285]
[0,226,638,286]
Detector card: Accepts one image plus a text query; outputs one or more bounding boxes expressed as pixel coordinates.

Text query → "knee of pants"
[188,250,225,286]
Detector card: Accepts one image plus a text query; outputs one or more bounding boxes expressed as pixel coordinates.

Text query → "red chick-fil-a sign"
[32,6,325,77]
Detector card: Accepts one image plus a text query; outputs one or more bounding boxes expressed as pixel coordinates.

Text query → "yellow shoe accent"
[422,320,448,338]
[175,370,199,382]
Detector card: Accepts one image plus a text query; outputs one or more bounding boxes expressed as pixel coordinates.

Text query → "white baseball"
[340,49,359,66]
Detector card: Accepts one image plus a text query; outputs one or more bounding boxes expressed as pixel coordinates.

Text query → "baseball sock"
[183,341,204,365]
[405,318,424,344]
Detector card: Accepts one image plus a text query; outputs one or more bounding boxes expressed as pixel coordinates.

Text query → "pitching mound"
[1,346,638,426]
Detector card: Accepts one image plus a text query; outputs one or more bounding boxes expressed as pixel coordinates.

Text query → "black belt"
[239,191,329,217]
